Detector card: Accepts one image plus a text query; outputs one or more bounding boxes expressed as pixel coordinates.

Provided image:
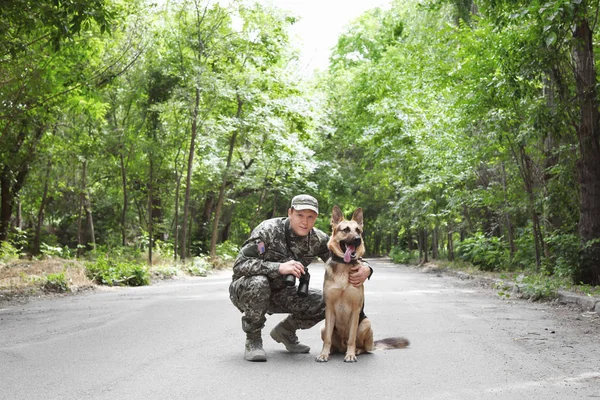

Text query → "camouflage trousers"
[229,275,325,335]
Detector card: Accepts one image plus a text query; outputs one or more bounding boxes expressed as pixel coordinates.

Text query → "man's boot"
[244,332,267,362]
[270,318,310,353]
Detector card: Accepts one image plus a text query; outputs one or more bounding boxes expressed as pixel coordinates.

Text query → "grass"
[0,255,232,302]
[403,258,600,302]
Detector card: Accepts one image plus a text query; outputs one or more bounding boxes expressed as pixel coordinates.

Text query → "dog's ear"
[331,205,344,226]
[351,208,363,227]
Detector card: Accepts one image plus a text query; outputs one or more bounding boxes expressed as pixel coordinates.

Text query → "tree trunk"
[210,95,243,259]
[84,186,96,252]
[500,162,516,257]
[251,186,268,229]
[0,125,43,242]
[16,199,22,231]
[181,87,200,262]
[423,228,429,263]
[173,172,181,261]
[76,160,87,258]
[119,152,128,247]
[432,226,439,259]
[148,156,154,265]
[573,9,600,285]
[33,160,52,256]
[513,144,543,269]
[448,230,455,262]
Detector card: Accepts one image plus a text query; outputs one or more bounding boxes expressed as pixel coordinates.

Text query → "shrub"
[86,257,150,286]
[40,243,73,259]
[150,264,179,279]
[389,246,417,264]
[545,232,579,279]
[456,232,509,271]
[43,272,70,293]
[515,273,566,301]
[186,256,212,277]
[153,240,174,260]
[216,241,239,260]
[0,241,20,263]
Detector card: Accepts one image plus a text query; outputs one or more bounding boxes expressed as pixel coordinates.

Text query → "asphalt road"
[1,259,599,400]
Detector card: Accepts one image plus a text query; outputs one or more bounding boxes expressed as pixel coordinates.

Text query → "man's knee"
[230,275,271,311]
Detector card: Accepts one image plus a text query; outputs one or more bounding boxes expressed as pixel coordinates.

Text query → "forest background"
[2,0,600,295]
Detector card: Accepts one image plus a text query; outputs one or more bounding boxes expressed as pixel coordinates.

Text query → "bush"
[40,243,73,259]
[86,257,150,286]
[389,246,417,264]
[216,241,239,260]
[153,240,174,260]
[43,272,70,293]
[0,241,20,263]
[456,232,509,271]
[545,232,579,279]
[150,264,180,279]
[186,256,212,277]
[515,273,566,301]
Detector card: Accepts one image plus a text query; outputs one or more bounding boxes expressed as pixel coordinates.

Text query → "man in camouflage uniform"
[229,194,373,361]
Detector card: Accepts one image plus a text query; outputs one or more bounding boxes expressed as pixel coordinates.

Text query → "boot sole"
[245,354,267,362]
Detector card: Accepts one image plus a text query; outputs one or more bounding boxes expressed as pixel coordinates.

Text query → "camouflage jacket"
[232,217,330,289]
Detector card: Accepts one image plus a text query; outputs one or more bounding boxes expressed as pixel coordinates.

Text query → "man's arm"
[349,259,373,287]
[232,237,281,279]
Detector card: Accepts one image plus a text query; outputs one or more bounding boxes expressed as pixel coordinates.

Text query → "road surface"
[1,259,599,399]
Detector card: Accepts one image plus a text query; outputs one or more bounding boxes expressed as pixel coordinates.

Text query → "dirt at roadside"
[0,259,96,306]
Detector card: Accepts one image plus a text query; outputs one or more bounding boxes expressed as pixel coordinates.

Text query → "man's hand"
[279,260,305,278]
[348,264,370,287]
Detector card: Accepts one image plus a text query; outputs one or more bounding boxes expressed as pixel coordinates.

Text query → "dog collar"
[330,254,360,265]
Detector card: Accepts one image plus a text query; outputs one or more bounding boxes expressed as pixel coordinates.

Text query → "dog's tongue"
[344,245,355,263]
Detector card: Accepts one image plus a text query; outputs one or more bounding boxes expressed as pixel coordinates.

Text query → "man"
[229,194,372,361]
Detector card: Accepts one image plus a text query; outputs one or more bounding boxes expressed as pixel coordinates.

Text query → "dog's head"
[328,205,365,263]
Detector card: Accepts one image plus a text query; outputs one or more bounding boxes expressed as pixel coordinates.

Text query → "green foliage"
[456,233,509,271]
[0,0,598,289]
[7,228,28,253]
[389,246,418,264]
[515,273,566,301]
[40,243,73,259]
[43,272,70,293]
[86,257,150,286]
[215,241,239,261]
[0,241,21,263]
[150,264,180,280]
[185,256,212,277]
[544,232,579,279]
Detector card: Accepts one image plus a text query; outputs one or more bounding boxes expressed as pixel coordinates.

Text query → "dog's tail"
[373,337,410,350]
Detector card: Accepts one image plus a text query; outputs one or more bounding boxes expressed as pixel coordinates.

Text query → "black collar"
[330,254,359,265]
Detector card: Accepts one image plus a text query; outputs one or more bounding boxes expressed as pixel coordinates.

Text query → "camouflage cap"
[290,194,319,214]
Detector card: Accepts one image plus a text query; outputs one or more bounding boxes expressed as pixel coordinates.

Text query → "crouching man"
[229,195,372,361]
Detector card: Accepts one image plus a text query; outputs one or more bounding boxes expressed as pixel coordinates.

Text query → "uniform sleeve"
[316,232,331,263]
[232,235,281,279]
[359,258,374,279]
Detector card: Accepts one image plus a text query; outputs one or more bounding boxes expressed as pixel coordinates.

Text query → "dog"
[316,205,409,363]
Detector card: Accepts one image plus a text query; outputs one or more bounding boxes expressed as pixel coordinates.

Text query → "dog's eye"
[342,227,350,233]
[356,228,362,234]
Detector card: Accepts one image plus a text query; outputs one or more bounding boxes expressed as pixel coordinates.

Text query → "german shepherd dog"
[316,206,409,363]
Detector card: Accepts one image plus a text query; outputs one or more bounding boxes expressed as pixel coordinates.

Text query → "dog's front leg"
[316,304,335,362]
[344,308,361,362]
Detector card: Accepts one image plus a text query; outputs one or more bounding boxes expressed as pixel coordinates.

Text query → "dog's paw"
[315,354,329,362]
[344,354,357,363]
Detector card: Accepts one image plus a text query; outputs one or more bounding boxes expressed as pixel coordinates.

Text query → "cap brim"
[292,205,319,213]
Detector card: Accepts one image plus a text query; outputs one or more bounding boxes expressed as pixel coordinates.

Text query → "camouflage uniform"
[229,217,330,336]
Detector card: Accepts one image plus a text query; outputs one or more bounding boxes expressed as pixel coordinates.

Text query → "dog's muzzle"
[341,237,361,263]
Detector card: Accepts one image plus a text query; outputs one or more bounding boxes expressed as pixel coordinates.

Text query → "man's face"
[288,208,318,237]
